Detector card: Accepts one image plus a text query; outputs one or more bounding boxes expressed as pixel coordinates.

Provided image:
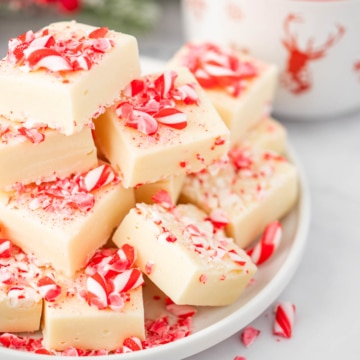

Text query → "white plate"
[1,57,311,360]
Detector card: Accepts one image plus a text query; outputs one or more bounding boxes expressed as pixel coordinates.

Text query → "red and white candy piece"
[181,42,258,96]
[84,245,144,310]
[152,189,174,210]
[273,301,296,338]
[18,127,45,144]
[111,268,143,294]
[83,164,116,192]
[24,163,118,215]
[206,208,229,230]
[121,336,143,353]
[154,108,187,130]
[246,221,282,265]
[0,238,11,258]
[37,276,62,302]
[117,70,199,135]
[7,25,112,73]
[240,326,260,348]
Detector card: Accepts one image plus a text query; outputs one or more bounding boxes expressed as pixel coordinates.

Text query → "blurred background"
[0,0,184,60]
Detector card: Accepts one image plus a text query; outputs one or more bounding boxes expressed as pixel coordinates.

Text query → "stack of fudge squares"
[0,21,299,354]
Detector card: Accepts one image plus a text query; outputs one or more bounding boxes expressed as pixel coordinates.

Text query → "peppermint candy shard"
[154,108,187,130]
[126,110,159,135]
[88,27,109,39]
[111,268,144,294]
[206,208,229,230]
[241,326,260,348]
[84,245,143,311]
[273,302,296,338]
[181,42,258,97]
[83,164,116,192]
[18,127,45,144]
[6,25,114,73]
[37,276,62,302]
[152,190,174,209]
[122,336,143,352]
[86,272,108,310]
[246,221,282,266]
[0,239,12,258]
[118,243,136,268]
[118,70,199,135]
[26,48,72,72]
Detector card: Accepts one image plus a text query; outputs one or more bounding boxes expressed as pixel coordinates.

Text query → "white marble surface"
[0,2,359,359]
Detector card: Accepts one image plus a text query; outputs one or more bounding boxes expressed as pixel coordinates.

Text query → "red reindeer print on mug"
[281,14,345,95]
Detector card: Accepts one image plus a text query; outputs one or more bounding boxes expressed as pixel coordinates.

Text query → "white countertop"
[186,109,360,360]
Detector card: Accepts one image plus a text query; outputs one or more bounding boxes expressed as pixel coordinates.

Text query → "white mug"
[181,0,360,120]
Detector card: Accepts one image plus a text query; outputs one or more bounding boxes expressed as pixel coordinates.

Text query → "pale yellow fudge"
[179,146,298,248]
[0,239,52,333]
[167,42,278,144]
[42,246,145,351]
[0,115,97,189]
[113,202,256,306]
[0,296,42,333]
[134,174,185,204]
[0,163,135,276]
[238,117,288,155]
[94,66,230,188]
[0,21,141,135]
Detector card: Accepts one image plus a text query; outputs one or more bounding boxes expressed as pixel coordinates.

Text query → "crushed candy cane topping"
[116,70,199,135]
[81,245,144,311]
[6,25,114,73]
[0,239,61,304]
[137,193,249,269]
[180,42,258,97]
[10,164,118,215]
[0,122,47,145]
[182,146,287,216]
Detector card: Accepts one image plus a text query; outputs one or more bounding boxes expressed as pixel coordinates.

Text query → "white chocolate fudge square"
[113,202,256,306]
[94,67,230,188]
[180,146,298,248]
[238,117,287,155]
[134,175,185,204]
[0,297,42,333]
[0,239,45,333]
[42,246,145,351]
[167,42,278,144]
[0,116,97,189]
[0,21,141,135]
[0,163,135,276]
